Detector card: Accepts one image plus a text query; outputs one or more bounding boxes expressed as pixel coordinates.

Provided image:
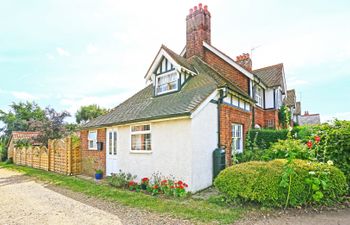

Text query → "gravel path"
[0,168,192,225]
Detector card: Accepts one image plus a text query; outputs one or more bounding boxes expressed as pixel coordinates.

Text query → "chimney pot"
[194,6,198,11]
[199,3,202,9]
[204,5,208,12]
[189,8,193,14]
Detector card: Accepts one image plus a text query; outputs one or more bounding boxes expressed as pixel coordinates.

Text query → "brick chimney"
[236,53,252,71]
[185,3,211,59]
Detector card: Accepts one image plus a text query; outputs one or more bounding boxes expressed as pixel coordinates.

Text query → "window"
[266,119,274,128]
[131,124,151,151]
[245,103,251,111]
[155,71,178,95]
[108,130,117,155]
[232,124,243,153]
[88,130,97,150]
[255,86,263,107]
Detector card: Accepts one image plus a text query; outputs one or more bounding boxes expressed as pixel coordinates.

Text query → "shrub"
[214,159,348,207]
[246,129,289,150]
[263,139,312,161]
[107,170,137,188]
[0,143,7,162]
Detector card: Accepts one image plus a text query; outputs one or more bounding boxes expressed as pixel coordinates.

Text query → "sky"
[0,0,350,123]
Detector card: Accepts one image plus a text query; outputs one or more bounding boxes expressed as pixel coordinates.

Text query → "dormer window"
[155,71,179,95]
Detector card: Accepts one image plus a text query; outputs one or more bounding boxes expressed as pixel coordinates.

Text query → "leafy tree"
[0,101,45,137]
[75,104,108,124]
[29,107,71,146]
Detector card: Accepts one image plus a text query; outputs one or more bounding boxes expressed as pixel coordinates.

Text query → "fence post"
[67,137,72,175]
[48,140,51,171]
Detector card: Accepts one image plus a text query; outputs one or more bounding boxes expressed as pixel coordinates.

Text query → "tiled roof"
[83,55,254,129]
[284,89,296,107]
[253,63,284,91]
[161,45,196,73]
[298,114,321,125]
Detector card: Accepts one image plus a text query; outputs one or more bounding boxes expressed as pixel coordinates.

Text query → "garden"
[215,120,349,208]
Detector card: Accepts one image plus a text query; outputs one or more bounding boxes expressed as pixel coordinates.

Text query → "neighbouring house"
[80,4,298,192]
[283,89,301,125]
[7,131,41,159]
[298,111,321,125]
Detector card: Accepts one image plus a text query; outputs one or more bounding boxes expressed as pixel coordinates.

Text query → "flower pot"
[95,173,103,180]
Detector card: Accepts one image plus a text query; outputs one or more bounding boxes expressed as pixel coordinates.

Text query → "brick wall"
[255,107,279,128]
[220,104,252,166]
[80,128,106,176]
[255,107,265,127]
[203,49,250,93]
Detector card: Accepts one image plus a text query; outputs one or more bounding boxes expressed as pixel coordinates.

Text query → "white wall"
[190,101,218,191]
[265,88,275,109]
[112,118,194,190]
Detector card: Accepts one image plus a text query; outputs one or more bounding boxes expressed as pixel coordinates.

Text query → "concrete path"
[0,168,123,225]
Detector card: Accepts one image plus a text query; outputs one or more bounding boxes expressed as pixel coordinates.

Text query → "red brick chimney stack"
[236,53,252,71]
[185,3,211,59]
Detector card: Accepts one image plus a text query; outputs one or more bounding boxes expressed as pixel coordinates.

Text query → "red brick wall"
[80,128,106,176]
[254,107,279,128]
[203,49,250,93]
[220,104,252,166]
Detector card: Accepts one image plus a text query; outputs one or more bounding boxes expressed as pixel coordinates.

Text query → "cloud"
[46,53,55,60]
[321,112,350,123]
[86,43,98,54]
[56,47,70,57]
[11,91,39,101]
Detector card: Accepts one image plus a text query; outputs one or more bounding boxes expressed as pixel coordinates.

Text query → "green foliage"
[214,159,348,207]
[278,105,291,129]
[0,141,7,161]
[75,104,108,124]
[107,170,137,188]
[14,138,32,148]
[294,120,350,189]
[0,101,45,137]
[263,139,311,161]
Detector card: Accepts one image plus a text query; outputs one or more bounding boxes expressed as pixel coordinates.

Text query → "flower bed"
[107,171,189,197]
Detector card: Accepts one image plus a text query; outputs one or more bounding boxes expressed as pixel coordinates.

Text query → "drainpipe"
[217,87,228,148]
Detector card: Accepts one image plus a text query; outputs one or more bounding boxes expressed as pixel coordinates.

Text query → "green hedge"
[247,129,289,150]
[214,159,348,207]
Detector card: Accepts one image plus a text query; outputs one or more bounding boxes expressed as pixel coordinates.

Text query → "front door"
[106,128,118,176]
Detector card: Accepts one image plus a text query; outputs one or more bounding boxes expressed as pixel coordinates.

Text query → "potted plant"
[95,169,103,180]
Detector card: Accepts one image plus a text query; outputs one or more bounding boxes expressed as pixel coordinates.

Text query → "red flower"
[183,183,188,188]
[307,140,313,149]
[177,181,183,185]
[141,177,149,183]
[170,185,175,189]
[153,185,159,189]
[178,185,184,189]
[161,180,167,185]
[128,181,136,186]
[314,136,321,143]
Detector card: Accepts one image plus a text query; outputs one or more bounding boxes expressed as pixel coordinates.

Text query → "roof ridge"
[253,63,283,72]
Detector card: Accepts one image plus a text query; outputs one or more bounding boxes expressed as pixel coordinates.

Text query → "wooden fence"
[13,137,81,175]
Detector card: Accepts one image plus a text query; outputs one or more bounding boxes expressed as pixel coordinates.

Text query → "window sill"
[129,150,153,154]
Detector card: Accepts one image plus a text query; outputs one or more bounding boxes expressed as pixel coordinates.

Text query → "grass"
[0,162,245,224]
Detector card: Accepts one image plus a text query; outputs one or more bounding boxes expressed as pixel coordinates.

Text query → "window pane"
[88,131,97,140]
[109,132,112,154]
[113,131,117,155]
[156,72,178,94]
[131,133,151,151]
[232,96,239,106]
[131,125,150,132]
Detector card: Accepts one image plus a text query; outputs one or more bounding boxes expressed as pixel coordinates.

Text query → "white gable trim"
[145,48,196,82]
[190,90,218,119]
[203,42,254,80]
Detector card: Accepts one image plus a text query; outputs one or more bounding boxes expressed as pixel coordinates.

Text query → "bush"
[214,159,348,207]
[293,121,350,189]
[263,139,312,161]
[0,143,7,162]
[107,170,137,188]
[247,129,289,150]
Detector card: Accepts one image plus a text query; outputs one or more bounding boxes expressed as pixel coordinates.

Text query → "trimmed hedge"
[214,159,348,207]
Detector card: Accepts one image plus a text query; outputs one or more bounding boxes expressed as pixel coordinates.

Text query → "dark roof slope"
[284,89,296,107]
[161,45,196,73]
[253,63,284,91]
[299,114,321,125]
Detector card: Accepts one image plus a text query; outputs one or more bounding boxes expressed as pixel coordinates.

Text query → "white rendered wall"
[265,88,275,109]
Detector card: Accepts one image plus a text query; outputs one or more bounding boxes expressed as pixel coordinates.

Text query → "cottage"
[81,4,296,192]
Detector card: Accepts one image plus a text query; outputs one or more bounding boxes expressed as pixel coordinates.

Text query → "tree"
[75,104,108,124]
[0,101,46,137]
[29,107,71,146]
[278,105,291,129]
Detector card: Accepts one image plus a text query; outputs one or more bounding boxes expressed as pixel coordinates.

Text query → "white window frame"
[232,124,243,153]
[255,86,263,107]
[88,130,97,150]
[155,70,179,95]
[130,124,152,153]
[107,129,117,155]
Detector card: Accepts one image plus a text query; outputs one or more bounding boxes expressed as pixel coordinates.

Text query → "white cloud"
[86,43,98,54]
[321,112,350,123]
[46,53,55,60]
[56,47,70,57]
[11,91,39,101]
